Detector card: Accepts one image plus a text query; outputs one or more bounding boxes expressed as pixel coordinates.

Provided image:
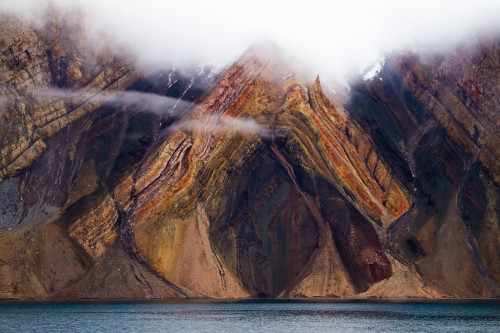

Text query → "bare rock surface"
[0,15,498,300]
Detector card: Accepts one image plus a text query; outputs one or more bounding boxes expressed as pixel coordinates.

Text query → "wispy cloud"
[167,114,272,139]
[31,87,194,116]
[2,86,271,138]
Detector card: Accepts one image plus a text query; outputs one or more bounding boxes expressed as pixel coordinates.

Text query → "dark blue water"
[0,302,499,332]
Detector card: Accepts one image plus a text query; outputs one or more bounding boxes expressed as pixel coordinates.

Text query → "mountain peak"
[0,14,498,300]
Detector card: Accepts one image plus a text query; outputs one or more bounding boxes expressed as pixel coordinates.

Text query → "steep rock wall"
[0,14,498,300]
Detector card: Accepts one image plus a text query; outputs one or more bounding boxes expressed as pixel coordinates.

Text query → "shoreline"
[1,297,499,305]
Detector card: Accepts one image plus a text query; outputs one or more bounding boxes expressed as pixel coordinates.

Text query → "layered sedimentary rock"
[0,15,136,182]
[347,39,500,297]
[0,14,213,299]
[0,14,498,300]
[100,48,414,298]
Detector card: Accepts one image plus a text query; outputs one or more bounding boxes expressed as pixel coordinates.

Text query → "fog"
[168,115,272,139]
[1,0,500,81]
[35,88,194,117]
[34,88,272,137]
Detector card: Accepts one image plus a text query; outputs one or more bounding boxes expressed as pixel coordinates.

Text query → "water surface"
[0,301,499,332]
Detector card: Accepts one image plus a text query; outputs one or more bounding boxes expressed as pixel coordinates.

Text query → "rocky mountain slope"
[0,15,498,300]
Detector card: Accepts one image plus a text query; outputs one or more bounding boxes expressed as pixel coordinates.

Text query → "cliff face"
[0,15,498,300]
[346,40,500,297]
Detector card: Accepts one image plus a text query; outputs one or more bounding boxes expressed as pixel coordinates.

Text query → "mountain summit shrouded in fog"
[2,0,500,80]
[0,1,499,300]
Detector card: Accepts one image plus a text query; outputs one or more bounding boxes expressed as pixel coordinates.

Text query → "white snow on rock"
[363,57,385,81]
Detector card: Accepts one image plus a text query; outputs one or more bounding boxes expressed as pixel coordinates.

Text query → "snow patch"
[363,57,385,81]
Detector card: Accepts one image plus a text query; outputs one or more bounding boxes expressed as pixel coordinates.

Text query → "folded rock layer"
[0,15,498,300]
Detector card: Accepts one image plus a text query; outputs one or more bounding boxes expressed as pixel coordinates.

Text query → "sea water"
[0,301,498,332]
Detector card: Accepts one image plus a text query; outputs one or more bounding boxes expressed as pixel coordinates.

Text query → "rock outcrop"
[0,14,498,300]
[347,39,500,297]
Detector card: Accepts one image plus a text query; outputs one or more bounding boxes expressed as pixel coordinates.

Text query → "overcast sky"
[1,0,500,81]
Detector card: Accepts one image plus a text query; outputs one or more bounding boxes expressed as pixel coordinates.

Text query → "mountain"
[0,15,498,300]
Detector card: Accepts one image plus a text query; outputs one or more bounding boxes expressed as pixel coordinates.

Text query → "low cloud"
[1,0,500,82]
[32,87,194,117]
[168,115,272,139]
[2,86,271,138]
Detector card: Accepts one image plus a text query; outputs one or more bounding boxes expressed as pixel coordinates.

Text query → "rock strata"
[0,15,498,300]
